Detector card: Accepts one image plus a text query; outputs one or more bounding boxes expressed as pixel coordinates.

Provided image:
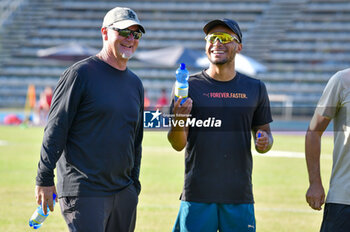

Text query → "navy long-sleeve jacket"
[36,56,144,197]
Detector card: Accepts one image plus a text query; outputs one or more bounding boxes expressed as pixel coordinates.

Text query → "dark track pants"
[59,184,138,232]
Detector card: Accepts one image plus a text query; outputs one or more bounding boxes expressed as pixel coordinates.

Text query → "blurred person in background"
[305,68,350,232]
[34,86,53,125]
[156,88,169,107]
[156,88,169,112]
[144,89,151,109]
[168,19,273,232]
[34,7,145,232]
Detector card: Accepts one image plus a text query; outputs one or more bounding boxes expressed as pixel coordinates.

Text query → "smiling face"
[104,24,140,60]
[205,25,242,66]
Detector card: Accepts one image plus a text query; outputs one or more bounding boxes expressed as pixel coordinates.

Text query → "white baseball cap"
[102,7,145,33]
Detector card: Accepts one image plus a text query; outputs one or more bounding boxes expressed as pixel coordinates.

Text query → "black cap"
[203,18,242,43]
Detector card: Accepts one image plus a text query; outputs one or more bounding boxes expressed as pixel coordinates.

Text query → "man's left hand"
[255,130,270,152]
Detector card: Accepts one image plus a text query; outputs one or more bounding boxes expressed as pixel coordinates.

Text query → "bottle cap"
[180,63,186,70]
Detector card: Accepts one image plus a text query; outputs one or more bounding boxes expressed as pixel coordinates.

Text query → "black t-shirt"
[179,70,272,204]
[36,56,144,197]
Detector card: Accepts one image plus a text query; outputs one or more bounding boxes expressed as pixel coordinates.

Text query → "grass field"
[0,125,334,232]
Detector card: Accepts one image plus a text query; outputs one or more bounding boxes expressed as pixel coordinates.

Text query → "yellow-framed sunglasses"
[205,32,240,44]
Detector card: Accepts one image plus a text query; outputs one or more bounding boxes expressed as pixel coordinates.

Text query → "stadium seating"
[0,0,349,118]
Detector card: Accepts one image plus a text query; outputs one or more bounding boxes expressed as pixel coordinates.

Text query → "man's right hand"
[168,97,193,151]
[35,185,58,214]
[173,97,193,121]
[306,183,325,210]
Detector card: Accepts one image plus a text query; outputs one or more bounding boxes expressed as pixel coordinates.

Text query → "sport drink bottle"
[174,63,189,105]
[29,193,56,229]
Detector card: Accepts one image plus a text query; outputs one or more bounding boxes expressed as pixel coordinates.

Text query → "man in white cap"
[34,7,145,232]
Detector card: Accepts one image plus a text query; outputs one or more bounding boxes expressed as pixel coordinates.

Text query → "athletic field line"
[253,150,332,159]
[256,207,321,214]
[143,146,332,159]
[140,204,320,214]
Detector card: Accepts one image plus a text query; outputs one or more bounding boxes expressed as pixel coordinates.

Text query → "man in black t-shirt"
[33,7,145,232]
[168,19,273,232]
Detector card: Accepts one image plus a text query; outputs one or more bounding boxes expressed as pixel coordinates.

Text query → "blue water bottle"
[174,63,189,105]
[29,193,56,229]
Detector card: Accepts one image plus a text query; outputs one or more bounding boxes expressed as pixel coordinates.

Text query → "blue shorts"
[172,201,256,232]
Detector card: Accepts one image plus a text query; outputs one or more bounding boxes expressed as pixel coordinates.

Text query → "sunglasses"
[108,27,142,40]
[205,32,240,44]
